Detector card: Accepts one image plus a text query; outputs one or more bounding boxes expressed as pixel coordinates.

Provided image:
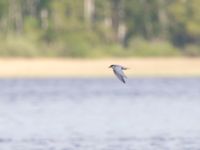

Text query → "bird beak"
[108,66,112,68]
[123,67,129,70]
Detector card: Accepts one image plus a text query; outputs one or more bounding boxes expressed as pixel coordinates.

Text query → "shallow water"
[0,78,200,150]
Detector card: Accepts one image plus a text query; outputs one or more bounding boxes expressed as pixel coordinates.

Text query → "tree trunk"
[8,0,23,34]
[140,0,153,39]
[158,0,169,39]
[26,0,38,17]
[111,0,120,41]
[40,9,49,30]
[84,0,95,26]
[110,0,126,44]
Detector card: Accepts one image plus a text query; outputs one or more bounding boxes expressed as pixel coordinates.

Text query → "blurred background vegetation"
[0,0,200,57]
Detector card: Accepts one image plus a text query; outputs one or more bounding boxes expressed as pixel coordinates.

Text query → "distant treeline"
[0,0,200,57]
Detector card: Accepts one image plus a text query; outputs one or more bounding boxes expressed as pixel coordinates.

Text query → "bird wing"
[113,67,127,83]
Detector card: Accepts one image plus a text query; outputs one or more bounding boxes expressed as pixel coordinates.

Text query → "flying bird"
[109,64,128,83]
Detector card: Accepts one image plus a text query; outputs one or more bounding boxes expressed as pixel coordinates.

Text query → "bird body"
[109,64,128,83]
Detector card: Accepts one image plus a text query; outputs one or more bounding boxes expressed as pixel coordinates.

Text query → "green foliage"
[0,0,200,57]
[0,37,40,57]
[128,38,180,56]
[0,0,7,18]
[184,44,200,57]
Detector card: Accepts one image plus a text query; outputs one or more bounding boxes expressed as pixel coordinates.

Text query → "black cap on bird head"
[109,64,114,68]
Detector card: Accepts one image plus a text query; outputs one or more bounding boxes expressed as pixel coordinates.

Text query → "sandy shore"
[0,58,200,77]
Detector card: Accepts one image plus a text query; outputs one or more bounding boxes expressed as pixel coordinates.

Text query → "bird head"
[109,64,114,68]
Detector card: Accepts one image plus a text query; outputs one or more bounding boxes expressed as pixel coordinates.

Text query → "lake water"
[0,78,200,150]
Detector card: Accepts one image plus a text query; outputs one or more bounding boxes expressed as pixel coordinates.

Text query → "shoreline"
[0,58,200,77]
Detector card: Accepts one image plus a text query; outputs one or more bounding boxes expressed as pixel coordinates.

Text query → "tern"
[109,64,128,83]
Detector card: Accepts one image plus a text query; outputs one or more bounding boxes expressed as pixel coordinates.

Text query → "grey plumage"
[109,64,128,83]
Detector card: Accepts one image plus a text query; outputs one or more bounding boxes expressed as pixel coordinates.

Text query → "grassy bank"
[0,58,200,77]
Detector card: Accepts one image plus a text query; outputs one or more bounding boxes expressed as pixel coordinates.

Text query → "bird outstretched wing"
[113,66,127,83]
